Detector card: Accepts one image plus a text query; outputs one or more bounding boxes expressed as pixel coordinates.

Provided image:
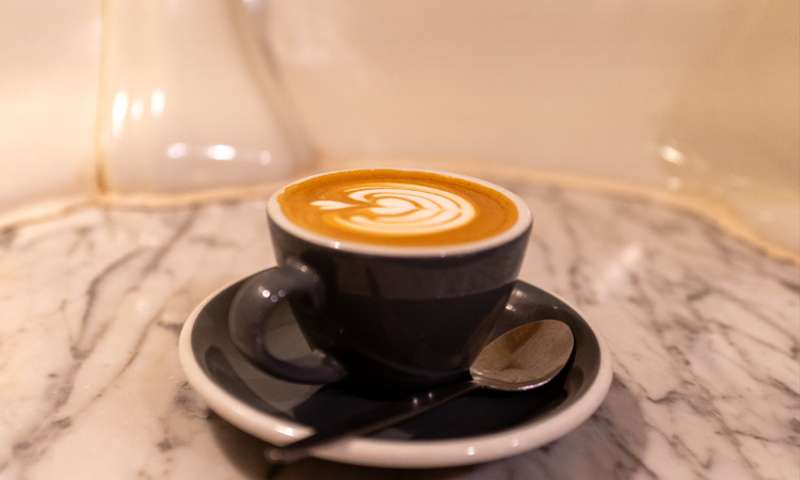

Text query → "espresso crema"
[276,170,519,247]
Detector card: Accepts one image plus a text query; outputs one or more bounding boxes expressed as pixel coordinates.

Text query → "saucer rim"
[178,277,613,468]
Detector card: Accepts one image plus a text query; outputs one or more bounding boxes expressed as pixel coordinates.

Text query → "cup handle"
[228,260,347,384]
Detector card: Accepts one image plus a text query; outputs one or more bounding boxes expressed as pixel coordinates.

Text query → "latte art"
[276,169,519,247]
[310,184,476,236]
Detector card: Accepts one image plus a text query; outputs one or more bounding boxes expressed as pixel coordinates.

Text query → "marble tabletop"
[0,175,797,480]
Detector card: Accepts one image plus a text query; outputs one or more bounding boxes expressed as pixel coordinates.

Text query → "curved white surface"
[178,279,613,468]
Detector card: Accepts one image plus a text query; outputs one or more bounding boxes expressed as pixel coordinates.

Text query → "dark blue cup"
[229,169,532,389]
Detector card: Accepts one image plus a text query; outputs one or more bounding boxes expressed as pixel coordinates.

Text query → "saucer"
[178,276,612,468]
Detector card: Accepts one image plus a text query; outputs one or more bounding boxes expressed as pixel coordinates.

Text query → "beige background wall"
[0,0,797,250]
[0,1,100,216]
[266,0,730,183]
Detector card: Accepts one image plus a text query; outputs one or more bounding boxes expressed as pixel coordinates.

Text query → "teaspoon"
[264,319,574,463]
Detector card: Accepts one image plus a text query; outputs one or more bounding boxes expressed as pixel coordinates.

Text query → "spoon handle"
[264,380,479,463]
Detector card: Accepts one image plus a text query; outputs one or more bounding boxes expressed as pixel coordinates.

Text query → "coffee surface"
[277,170,518,247]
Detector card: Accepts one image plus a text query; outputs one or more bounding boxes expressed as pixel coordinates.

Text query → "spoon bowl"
[471,320,575,391]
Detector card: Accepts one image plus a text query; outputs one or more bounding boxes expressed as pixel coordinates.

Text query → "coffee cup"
[228,168,532,389]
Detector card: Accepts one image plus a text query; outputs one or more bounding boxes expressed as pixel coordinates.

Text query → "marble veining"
[0,178,797,479]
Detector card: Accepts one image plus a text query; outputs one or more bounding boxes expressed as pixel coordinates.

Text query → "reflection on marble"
[0,179,797,479]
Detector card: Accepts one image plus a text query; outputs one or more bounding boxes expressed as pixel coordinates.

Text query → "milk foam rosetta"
[310,183,476,236]
[277,170,519,247]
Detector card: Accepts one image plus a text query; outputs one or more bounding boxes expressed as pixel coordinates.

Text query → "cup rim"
[266,167,533,257]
